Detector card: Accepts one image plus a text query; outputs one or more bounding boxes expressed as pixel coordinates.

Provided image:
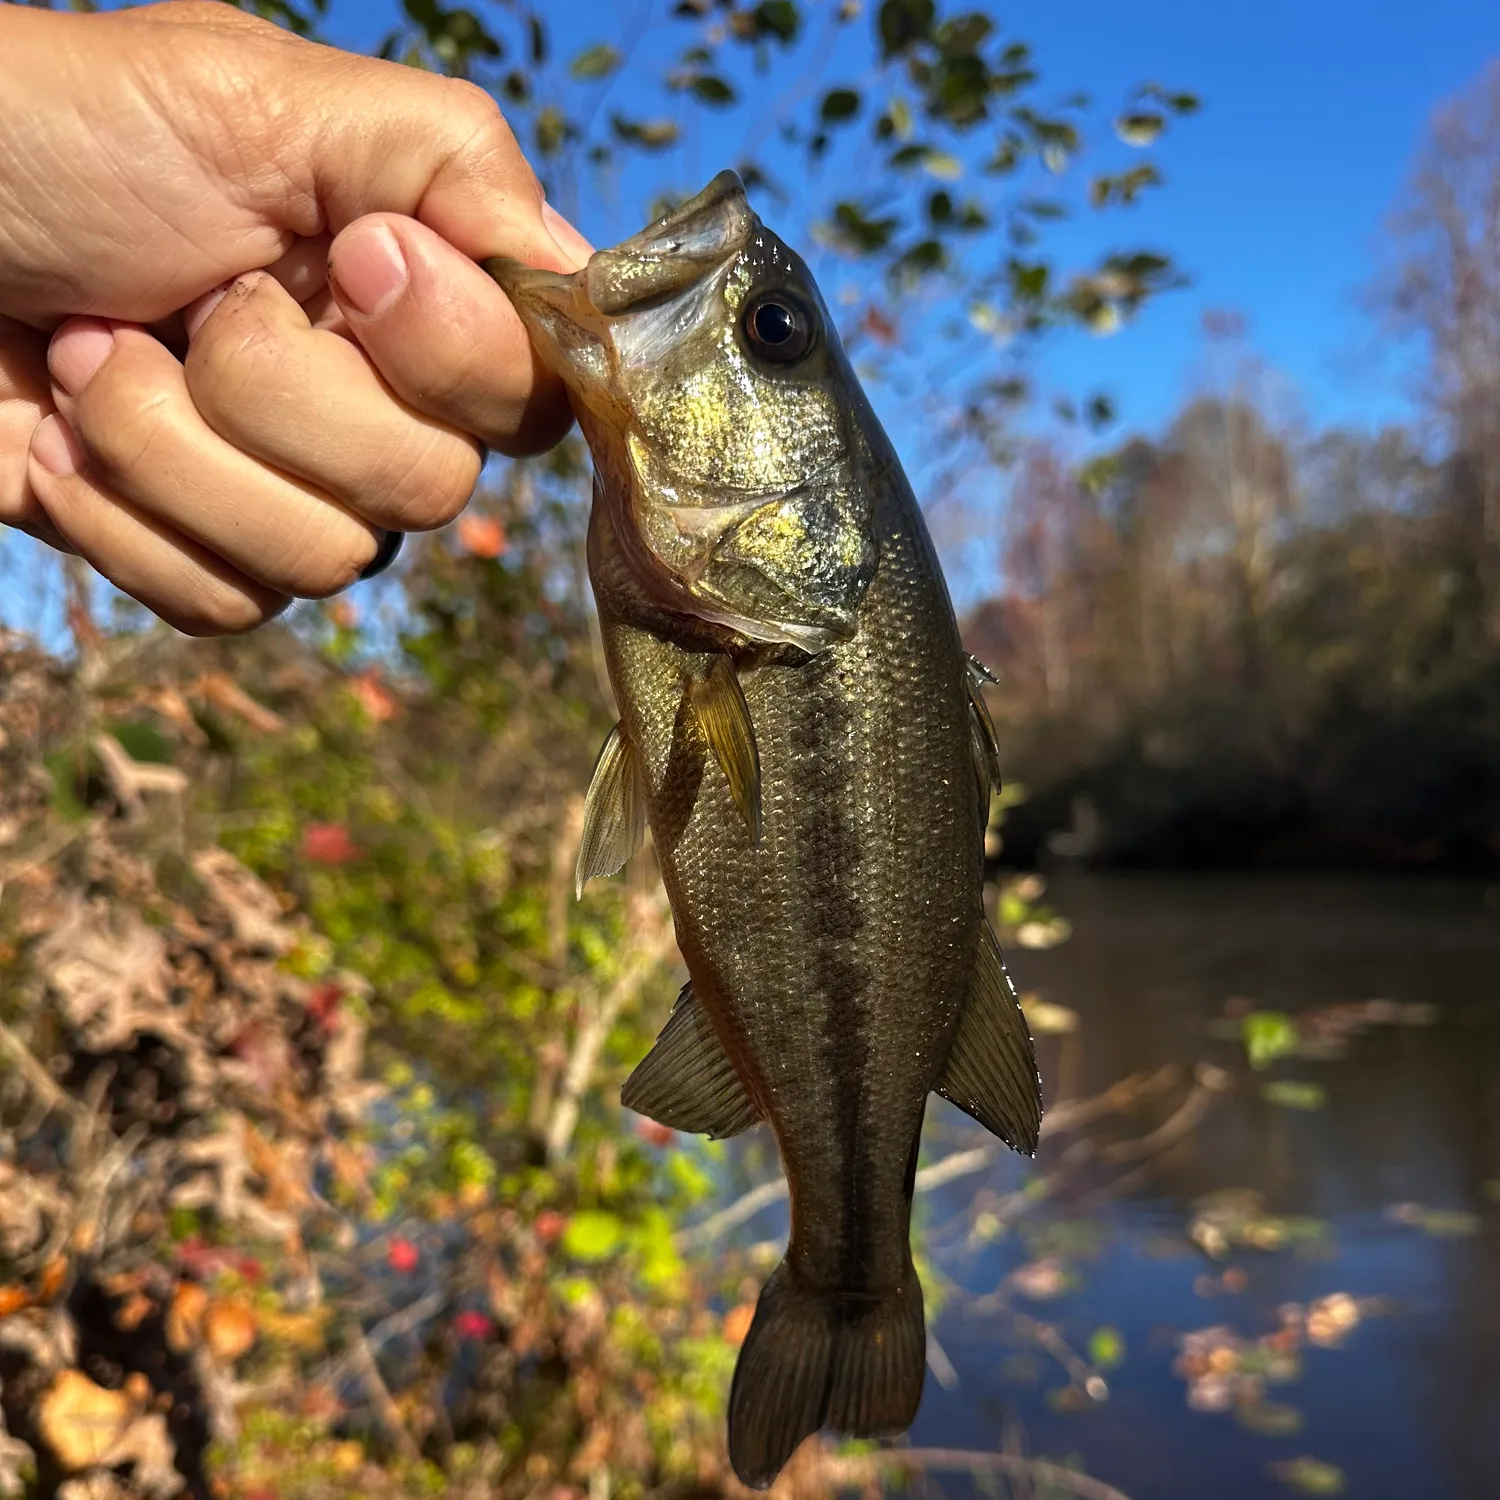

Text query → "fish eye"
[741,293,816,365]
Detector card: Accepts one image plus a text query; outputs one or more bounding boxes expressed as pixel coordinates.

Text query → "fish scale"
[487,170,1041,1489]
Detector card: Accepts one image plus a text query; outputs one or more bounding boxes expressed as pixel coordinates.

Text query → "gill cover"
[488,172,877,652]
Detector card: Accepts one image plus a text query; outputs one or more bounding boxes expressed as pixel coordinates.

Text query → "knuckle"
[169,583,281,639]
[73,361,177,483]
[184,283,286,429]
[371,431,480,531]
[441,76,511,141]
[277,524,378,600]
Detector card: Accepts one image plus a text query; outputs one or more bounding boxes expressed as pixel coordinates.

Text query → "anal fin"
[936,920,1042,1155]
[621,982,759,1139]
[575,723,647,899]
[688,655,761,843]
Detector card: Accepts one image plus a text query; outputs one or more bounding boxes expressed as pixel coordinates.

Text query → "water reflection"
[914,875,1500,1500]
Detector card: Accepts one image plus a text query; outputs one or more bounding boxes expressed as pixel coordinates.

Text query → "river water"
[905,874,1500,1500]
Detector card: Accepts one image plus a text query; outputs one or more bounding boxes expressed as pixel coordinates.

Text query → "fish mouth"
[485,170,754,361]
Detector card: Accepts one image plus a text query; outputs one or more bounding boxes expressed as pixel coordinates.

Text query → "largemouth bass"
[488,172,1041,1488]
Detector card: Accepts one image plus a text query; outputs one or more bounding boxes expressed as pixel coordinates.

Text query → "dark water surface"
[908,874,1500,1500]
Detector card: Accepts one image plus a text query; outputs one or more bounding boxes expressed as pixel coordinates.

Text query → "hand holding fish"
[0,0,591,632]
[493,174,1042,1488]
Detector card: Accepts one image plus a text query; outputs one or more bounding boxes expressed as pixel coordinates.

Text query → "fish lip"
[487,171,754,329]
[604,169,752,262]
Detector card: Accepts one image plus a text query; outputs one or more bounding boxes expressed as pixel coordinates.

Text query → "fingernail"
[542,201,594,270]
[30,413,85,477]
[48,320,116,397]
[184,281,233,341]
[330,223,408,318]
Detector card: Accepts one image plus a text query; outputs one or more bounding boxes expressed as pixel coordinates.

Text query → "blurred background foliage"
[2,3,1499,1500]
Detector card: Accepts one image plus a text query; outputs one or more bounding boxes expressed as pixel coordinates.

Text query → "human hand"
[0,0,591,633]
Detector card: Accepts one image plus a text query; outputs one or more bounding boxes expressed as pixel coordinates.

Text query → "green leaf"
[690,74,737,106]
[935,12,992,55]
[1271,1458,1346,1497]
[569,43,621,80]
[611,114,681,151]
[922,151,962,180]
[561,1210,623,1262]
[1262,1080,1328,1111]
[830,201,899,252]
[1242,1010,1300,1069]
[533,105,570,158]
[751,0,800,44]
[1238,1401,1305,1437]
[1116,111,1165,146]
[528,13,547,65]
[820,87,861,123]
[878,0,934,58]
[1088,1326,1125,1369]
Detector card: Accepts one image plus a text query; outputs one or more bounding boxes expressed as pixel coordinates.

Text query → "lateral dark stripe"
[786,651,872,1290]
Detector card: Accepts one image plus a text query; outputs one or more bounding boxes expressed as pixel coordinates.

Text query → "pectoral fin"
[621,982,759,1139]
[966,655,1002,806]
[936,921,1042,1155]
[689,656,762,842]
[575,723,647,899]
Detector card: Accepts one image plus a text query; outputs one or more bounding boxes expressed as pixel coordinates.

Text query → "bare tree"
[1386,60,1500,640]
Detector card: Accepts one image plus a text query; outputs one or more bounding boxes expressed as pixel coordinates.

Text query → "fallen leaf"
[347,668,398,723]
[36,1370,134,1471]
[302,823,362,865]
[722,1303,755,1346]
[166,1281,207,1353]
[203,1297,258,1362]
[457,514,508,559]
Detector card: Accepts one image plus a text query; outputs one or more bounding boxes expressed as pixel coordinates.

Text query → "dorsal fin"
[688,656,762,843]
[621,982,760,1139]
[575,723,647,899]
[936,920,1042,1155]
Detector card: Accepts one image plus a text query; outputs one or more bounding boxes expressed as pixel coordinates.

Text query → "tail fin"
[727,1261,926,1489]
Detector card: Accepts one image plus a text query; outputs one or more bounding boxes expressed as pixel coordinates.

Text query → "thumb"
[294,55,587,273]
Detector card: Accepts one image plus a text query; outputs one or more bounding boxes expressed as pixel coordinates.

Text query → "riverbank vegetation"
[975,66,1500,871]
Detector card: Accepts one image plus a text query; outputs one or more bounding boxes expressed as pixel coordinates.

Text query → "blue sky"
[320,0,1500,447]
[1018,0,1500,437]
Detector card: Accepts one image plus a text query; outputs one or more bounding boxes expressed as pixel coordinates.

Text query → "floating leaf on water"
[1271,1458,1347,1496]
[1088,1326,1126,1369]
[1262,1080,1328,1111]
[1009,1257,1072,1300]
[1236,1399,1304,1437]
[1385,1203,1480,1237]
[1243,1011,1300,1069]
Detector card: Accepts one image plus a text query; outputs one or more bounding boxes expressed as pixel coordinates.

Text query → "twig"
[346,1329,421,1463]
[1100,1063,1229,1166]
[0,1018,80,1121]
[674,1069,1177,1252]
[544,919,673,1165]
[816,1447,1132,1500]
[925,1330,959,1391]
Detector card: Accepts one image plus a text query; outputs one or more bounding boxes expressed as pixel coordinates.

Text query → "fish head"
[490,171,878,651]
